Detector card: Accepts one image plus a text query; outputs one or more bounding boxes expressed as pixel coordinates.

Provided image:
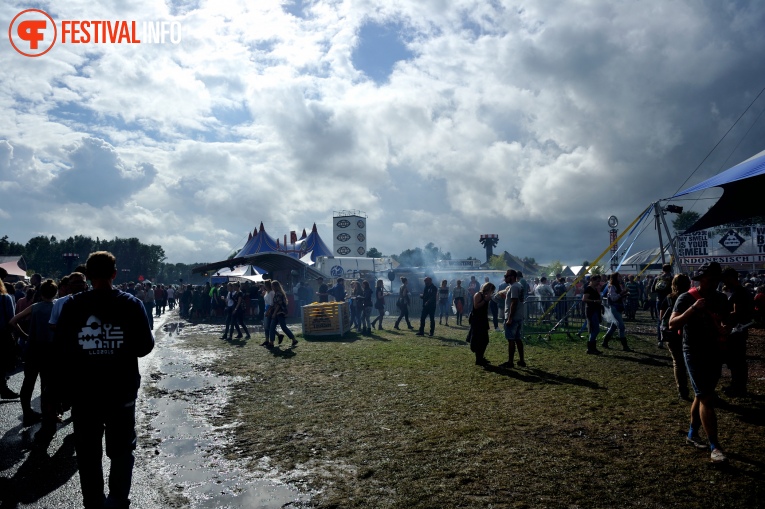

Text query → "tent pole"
[654,202,666,266]
[655,201,684,274]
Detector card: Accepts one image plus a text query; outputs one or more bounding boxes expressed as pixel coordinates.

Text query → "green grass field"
[181,315,765,508]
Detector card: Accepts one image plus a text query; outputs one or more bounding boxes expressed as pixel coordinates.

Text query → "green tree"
[366,247,382,258]
[671,211,700,233]
[395,243,451,267]
[487,255,507,270]
[24,236,58,277]
[395,248,424,267]
[0,236,25,256]
[545,260,563,278]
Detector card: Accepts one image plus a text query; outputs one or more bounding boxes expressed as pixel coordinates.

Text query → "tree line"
[0,235,208,284]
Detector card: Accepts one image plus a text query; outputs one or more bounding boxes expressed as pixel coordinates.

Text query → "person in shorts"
[669,261,731,463]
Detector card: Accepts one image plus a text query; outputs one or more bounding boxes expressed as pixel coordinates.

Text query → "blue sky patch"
[352,21,414,84]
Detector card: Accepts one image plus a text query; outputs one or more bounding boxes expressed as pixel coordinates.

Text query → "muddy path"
[137,314,313,508]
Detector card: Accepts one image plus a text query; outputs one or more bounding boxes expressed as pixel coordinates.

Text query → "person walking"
[370,279,387,330]
[438,279,451,326]
[268,280,297,347]
[9,279,58,426]
[602,273,630,351]
[653,264,674,347]
[660,274,691,400]
[581,275,604,355]
[720,267,753,397]
[231,282,251,340]
[500,270,527,368]
[0,277,20,400]
[53,251,155,508]
[142,283,155,329]
[220,283,236,339]
[260,280,281,347]
[669,262,731,463]
[394,276,413,330]
[415,277,438,337]
[452,280,467,325]
[360,280,373,334]
[470,282,494,366]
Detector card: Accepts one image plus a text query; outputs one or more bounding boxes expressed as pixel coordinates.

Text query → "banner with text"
[678,225,765,267]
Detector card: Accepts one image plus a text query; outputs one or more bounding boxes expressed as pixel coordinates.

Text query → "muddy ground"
[167,309,765,509]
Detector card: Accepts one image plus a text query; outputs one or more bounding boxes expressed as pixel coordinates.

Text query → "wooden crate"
[302,301,351,336]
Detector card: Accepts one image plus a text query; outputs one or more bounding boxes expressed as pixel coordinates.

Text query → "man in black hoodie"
[416,277,438,337]
[54,251,155,509]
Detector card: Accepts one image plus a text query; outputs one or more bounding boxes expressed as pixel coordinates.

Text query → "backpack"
[554,282,567,297]
[654,275,670,293]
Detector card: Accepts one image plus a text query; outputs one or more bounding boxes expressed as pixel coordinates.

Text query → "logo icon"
[357,233,365,242]
[9,9,57,57]
[337,246,351,255]
[357,220,365,229]
[336,219,350,228]
[719,230,745,253]
[336,233,351,242]
[78,315,124,352]
[357,247,366,255]
[330,265,345,277]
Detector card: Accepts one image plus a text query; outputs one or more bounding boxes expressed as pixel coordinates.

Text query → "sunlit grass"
[182,315,765,508]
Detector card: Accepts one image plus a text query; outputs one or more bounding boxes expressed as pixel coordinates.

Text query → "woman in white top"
[260,280,274,347]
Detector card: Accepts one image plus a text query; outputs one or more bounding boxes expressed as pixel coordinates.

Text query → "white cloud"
[1,0,764,268]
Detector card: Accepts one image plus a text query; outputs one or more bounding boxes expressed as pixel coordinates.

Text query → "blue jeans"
[606,307,625,338]
[263,308,271,343]
[73,400,137,509]
[269,314,295,342]
[505,318,523,342]
[587,312,601,345]
[144,303,154,329]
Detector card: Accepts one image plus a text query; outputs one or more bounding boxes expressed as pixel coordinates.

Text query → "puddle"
[140,318,312,508]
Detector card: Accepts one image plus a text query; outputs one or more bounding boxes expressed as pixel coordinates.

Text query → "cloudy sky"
[2,0,765,266]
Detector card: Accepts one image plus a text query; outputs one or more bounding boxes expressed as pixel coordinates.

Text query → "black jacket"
[54,288,155,404]
[421,283,438,309]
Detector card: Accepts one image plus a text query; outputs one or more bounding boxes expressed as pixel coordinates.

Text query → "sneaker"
[291,340,298,348]
[278,334,284,345]
[686,435,708,450]
[586,349,603,355]
[710,448,728,463]
[498,361,514,369]
[517,360,527,367]
[415,332,424,336]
